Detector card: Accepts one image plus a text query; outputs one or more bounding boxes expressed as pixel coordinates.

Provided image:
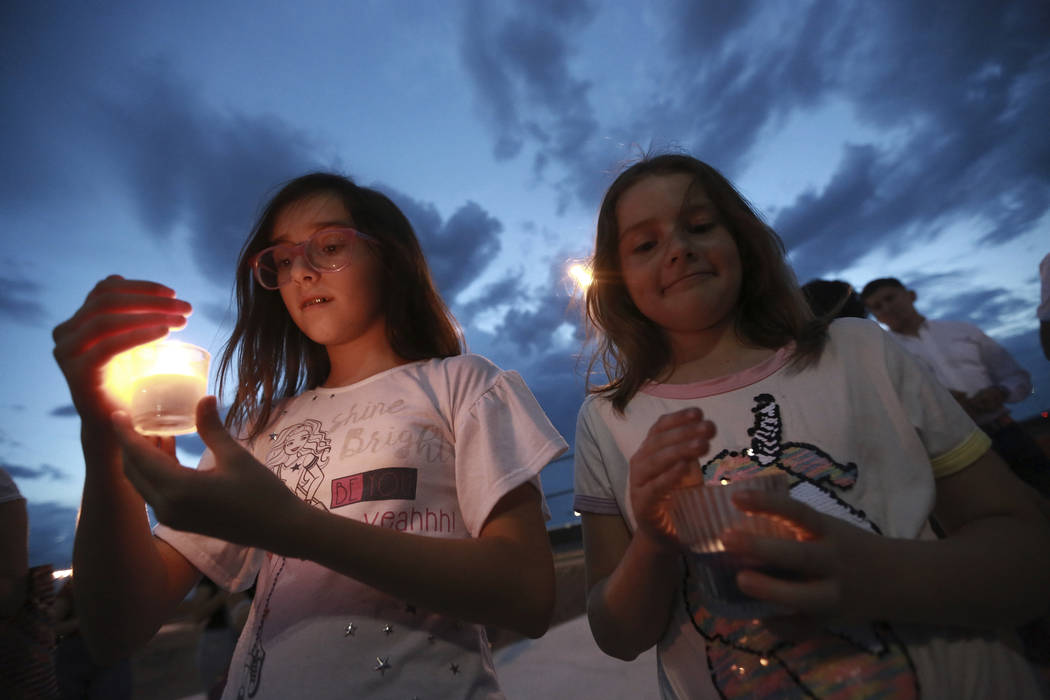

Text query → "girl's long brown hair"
[585,154,827,413]
[217,173,463,440]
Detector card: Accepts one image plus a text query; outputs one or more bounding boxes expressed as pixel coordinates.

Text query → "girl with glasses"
[52,173,567,699]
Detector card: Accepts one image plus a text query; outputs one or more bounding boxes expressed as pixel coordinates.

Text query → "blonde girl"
[573,154,1050,698]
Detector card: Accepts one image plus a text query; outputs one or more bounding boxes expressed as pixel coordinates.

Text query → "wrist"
[632,528,685,561]
[268,496,317,559]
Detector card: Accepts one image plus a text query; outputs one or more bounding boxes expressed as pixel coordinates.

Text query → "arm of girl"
[582,408,716,660]
[725,448,1050,629]
[52,276,202,662]
[113,396,556,639]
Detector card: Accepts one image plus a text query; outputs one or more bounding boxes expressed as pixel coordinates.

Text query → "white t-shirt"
[889,319,1031,425]
[574,319,1042,699]
[157,354,567,700]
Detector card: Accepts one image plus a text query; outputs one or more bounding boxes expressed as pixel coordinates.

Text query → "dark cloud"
[0,275,49,325]
[26,501,78,569]
[92,60,324,284]
[50,405,78,418]
[3,462,69,481]
[461,0,1050,283]
[3,5,325,289]
[375,185,505,301]
[489,257,584,354]
[926,287,1033,332]
[460,0,608,209]
[456,274,530,321]
[758,0,1049,277]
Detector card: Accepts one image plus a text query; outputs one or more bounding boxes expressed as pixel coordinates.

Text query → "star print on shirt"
[344,623,355,637]
[374,657,391,675]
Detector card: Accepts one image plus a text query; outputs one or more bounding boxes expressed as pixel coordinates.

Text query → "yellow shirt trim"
[932,428,992,479]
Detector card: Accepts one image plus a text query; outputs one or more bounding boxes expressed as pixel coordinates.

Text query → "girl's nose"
[667,227,696,264]
[290,254,316,284]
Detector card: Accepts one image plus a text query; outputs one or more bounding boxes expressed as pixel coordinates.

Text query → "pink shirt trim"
[640,345,793,399]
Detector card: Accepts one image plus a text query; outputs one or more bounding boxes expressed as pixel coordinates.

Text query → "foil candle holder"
[104,339,210,436]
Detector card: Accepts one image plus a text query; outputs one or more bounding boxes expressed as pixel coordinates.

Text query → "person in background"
[861,277,1050,497]
[0,466,60,698]
[800,279,868,320]
[1038,253,1050,361]
[574,153,1050,698]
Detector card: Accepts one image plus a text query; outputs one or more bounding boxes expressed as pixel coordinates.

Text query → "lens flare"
[568,263,593,290]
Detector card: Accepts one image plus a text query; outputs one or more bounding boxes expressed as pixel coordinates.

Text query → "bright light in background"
[568,262,593,294]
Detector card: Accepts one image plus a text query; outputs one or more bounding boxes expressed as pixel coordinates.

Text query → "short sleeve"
[1037,253,1050,321]
[0,468,24,504]
[572,398,625,517]
[881,330,989,477]
[153,448,265,591]
[453,369,568,537]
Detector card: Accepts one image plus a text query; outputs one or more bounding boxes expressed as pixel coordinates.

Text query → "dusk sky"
[5,1,1049,569]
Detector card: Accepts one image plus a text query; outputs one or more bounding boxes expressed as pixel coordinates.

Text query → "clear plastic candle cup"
[104,339,210,436]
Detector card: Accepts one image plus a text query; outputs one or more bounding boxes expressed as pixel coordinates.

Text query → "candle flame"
[103,339,209,407]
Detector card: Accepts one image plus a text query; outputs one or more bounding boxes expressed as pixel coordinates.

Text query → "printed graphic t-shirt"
[157,354,567,700]
[574,318,1042,700]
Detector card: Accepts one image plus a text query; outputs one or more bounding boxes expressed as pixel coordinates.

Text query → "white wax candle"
[130,373,207,436]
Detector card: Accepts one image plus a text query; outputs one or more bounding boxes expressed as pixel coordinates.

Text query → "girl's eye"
[690,222,716,234]
[632,240,656,254]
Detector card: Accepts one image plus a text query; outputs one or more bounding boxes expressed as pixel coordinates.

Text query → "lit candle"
[104,339,210,436]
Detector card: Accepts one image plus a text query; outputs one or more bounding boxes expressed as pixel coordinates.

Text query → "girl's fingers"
[195,397,247,463]
[111,411,182,497]
[736,568,839,615]
[86,275,181,303]
[57,324,178,371]
[724,530,832,578]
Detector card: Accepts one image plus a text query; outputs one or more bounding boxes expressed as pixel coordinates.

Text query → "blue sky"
[4,0,1048,569]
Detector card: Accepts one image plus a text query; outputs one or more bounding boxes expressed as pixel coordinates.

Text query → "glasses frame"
[250,227,378,290]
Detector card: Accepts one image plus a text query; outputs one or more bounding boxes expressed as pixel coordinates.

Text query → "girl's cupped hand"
[629,408,716,548]
[112,396,304,550]
[723,488,883,623]
[52,275,191,427]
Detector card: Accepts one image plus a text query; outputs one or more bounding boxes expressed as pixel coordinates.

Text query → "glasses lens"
[254,245,295,289]
[306,229,354,271]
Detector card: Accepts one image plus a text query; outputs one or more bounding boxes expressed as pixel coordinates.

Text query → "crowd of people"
[3,154,1049,698]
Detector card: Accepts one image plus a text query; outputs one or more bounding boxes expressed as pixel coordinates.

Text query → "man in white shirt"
[861,277,1050,497]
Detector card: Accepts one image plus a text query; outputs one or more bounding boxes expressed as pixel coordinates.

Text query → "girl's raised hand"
[112,396,304,550]
[52,275,191,427]
[722,488,883,622]
[629,408,716,547]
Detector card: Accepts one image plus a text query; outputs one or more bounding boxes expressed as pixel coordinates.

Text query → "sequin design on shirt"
[682,393,919,699]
